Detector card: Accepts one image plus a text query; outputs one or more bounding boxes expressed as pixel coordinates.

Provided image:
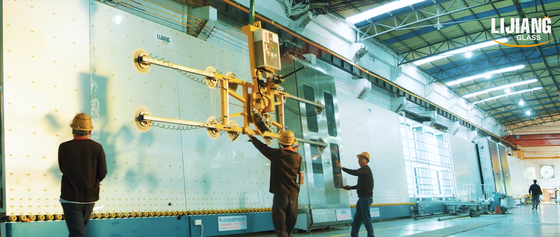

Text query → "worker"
[243,127,302,237]
[59,113,107,237]
[528,179,542,210]
[336,152,374,237]
[555,188,559,204]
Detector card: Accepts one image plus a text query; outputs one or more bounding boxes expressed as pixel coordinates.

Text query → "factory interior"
[1,0,560,236]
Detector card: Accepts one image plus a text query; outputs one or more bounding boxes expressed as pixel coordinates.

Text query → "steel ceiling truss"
[420,8,505,85]
[386,0,560,129]
[475,88,558,122]
[445,64,559,106]
[427,36,560,81]
[507,114,560,129]
[502,0,560,127]
[498,100,560,123]
[411,1,560,128]
[398,15,560,67]
[490,92,559,116]
[328,0,380,13]
[399,28,500,66]
[357,0,498,42]
[455,70,547,95]
[486,95,559,117]
[348,0,560,128]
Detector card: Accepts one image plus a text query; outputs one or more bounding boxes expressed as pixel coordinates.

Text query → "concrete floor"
[237,204,560,237]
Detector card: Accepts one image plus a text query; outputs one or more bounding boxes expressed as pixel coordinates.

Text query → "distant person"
[59,113,107,237]
[554,188,558,204]
[528,179,542,210]
[243,127,302,237]
[336,152,374,237]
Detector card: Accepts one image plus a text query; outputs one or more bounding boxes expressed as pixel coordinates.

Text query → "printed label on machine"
[335,209,352,221]
[218,216,247,231]
[155,31,172,48]
[370,207,380,218]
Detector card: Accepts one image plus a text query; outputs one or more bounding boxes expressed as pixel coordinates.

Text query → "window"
[310,144,325,188]
[324,92,337,137]
[400,116,455,200]
[303,85,318,132]
[330,144,343,188]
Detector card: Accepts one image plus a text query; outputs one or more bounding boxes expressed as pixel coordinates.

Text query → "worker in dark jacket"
[529,179,542,210]
[243,127,302,237]
[336,152,374,237]
[59,113,107,237]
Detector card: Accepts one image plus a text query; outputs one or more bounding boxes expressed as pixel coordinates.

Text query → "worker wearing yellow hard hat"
[243,127,302,237]
[336,151,374,237]
[59,113,107,236]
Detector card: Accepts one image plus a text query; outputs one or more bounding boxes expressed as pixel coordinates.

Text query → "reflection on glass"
[399,116,455,200]
[324,92,337,137]
[330,144,342,188]
[303,85,318,132]
[310,144,325,188]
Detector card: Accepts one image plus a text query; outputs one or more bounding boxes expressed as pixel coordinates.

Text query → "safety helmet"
[70,113,94,131]
[357,152,370,162]
[278,130,298,146]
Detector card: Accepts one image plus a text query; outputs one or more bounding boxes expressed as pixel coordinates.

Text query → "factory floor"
[238,203,560,237]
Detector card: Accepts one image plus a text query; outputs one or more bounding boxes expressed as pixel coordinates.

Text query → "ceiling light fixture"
[464,51,473,58]
[473,87,542,105]
[462,79,538,98]
[519,99,525,106]
[347,0,427,24]
[414,38,508,65]
[447,65,525,86]
[525,110,531,116]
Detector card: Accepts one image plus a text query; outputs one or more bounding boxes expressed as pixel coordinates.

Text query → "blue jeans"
[61,203,95,237]
[351,197,374,237]
[532,195,540,209]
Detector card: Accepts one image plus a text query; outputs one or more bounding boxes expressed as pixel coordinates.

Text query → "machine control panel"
[253,29,281,70]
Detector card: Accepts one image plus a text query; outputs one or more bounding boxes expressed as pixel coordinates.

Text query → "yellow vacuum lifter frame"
[133,21,313,144]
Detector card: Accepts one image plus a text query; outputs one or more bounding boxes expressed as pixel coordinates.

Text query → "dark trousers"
[532,195,540,209]
[61,203,95,237]
[351,197,374,237]
[272,194,298,237]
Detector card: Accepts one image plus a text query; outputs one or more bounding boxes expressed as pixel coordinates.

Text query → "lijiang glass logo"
[157,34,171,46]
[490,16,554,47]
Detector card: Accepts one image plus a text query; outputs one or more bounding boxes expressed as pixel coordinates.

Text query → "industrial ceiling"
[324,0,560,130]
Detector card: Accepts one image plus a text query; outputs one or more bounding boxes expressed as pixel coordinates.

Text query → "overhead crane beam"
[505,133,560,146]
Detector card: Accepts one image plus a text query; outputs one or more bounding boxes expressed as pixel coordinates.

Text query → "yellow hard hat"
[278,130,297,146]
[70,113,94,131]
[357,152,370,162]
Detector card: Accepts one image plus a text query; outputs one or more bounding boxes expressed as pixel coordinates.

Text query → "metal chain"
[149,54,212,86]
[144,54,229,134]
[151,118,222,131]
[284,103,318,117]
